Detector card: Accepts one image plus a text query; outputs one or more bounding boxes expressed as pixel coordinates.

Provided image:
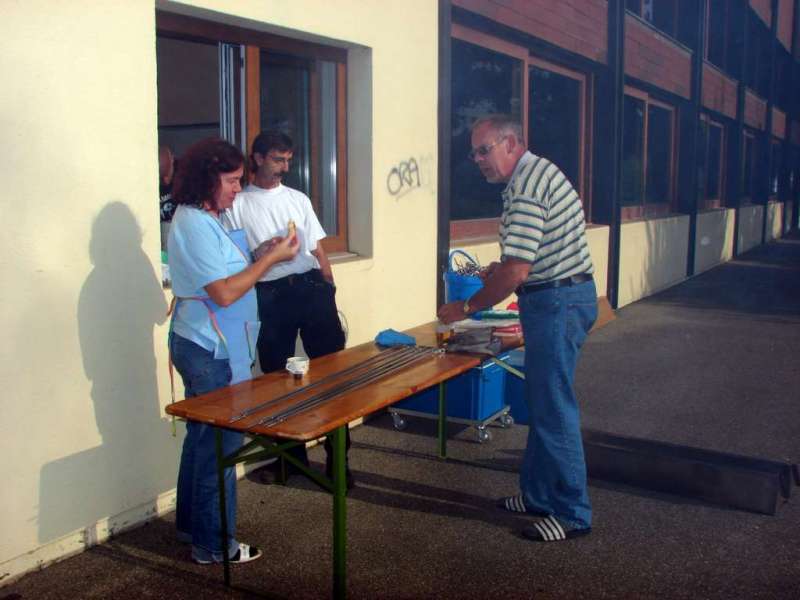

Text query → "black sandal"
[521,516,591,542]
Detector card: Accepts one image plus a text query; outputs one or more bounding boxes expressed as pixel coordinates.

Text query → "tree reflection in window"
[451,39,522,220]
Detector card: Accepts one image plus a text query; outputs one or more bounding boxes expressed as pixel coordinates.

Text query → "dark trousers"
[255,269,350,471]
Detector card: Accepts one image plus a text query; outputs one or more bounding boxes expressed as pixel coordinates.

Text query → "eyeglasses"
[468,136,506,161]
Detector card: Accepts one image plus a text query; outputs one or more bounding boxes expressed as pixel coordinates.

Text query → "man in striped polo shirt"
[438,114,598,542]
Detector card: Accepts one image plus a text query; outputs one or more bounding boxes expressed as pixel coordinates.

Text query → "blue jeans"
[170,334,242,562]
[518,280,597,529]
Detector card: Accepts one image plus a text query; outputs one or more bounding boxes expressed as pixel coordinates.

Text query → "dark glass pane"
[627,0,642,13]
[706,124,722,200]
[770,142,781,196]
[696,119,708,202]
[651,0,677,36]
[676,0,697,48]
[528,66,581,191]
[742,136,753,197]
[451,39,522,220]
[645,104,672,205]
[260,52,311,196]
[621,96,645,206]
[707,0,726,68]
[745,14,759,89]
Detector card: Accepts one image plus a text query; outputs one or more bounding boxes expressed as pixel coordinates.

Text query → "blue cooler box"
[504,348,529,425]
[394,352,509,420]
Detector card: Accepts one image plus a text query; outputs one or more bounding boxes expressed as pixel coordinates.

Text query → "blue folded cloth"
[375,329,416,347]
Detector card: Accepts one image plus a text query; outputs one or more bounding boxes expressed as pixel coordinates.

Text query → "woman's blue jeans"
[518,280,597,530]
[170,333,242,562]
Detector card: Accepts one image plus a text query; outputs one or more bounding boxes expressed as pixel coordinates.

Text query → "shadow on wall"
[38,202,173,543]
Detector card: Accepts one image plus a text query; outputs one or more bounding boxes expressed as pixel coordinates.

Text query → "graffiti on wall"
[386,154,434,198]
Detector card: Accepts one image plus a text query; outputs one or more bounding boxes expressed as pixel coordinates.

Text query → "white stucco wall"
[765,201,784,242]
[1,0,439,581]
[618,215,690,308]
[738,204,765,253]
[694,209,735,275]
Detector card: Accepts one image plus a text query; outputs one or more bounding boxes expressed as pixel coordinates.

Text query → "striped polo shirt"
[500,151,593,284]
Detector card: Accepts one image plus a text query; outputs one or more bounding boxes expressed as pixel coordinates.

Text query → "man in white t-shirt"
[224,130,351,488]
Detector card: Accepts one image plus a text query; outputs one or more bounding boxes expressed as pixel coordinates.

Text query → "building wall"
[777,0,794,50]
[452,0,608,63]
[618,216,690,308]
[625,15,691,99]
[766,201,785,241]
[772,108,786,139]
[702,63,738,119]
[744,90,768,130]
[694,209,736,275]
[738,204,766,253]
[0,0,439,581]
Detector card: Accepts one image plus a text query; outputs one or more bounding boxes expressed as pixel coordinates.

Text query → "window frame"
[156,10,349,253]
[449,25,592,242]
[698,114,725,210]
[621,86,678,220]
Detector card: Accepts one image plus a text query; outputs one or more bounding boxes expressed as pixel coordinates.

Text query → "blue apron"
[171,228,260,386]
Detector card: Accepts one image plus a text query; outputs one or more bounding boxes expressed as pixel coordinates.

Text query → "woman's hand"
[258,233,299,263]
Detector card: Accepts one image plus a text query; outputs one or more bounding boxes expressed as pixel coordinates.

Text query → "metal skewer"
[250,346,439,430]
[229,346,419,423]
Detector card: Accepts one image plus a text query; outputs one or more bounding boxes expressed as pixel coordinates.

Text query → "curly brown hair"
[172,138,244,209]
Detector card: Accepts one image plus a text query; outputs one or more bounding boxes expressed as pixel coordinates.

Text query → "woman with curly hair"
[167,137,298,565]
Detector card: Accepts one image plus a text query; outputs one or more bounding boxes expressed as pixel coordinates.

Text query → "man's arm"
[437,257,530,324]
[311,241,334,284]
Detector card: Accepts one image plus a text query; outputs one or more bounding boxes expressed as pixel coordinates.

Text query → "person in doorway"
[438,114,597,542]
[159,145,176,223]
[168,137,299,564]
[224,130,352,488]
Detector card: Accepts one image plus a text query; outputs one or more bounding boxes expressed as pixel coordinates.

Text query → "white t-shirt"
[223,183,327,281]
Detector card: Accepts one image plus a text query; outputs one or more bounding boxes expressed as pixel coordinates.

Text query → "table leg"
[215,429,231,586]
[332,425,347,599]
[438,381,447,459]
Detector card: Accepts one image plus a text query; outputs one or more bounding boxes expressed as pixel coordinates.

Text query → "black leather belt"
[516,273,593,295]
[257,269,324,289]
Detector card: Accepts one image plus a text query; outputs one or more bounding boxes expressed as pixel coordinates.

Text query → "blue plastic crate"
[395,352,509,421]
[504,348,529,425]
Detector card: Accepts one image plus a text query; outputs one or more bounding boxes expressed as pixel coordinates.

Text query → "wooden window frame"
[621,86,677,221]
[698,114,725,210]
[156,10,348,253]
[449,25,592,242]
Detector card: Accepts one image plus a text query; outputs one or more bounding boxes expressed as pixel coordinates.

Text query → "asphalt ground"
[4,232,799,600]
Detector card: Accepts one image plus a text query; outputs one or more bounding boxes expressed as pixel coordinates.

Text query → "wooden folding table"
[166,322,483,599]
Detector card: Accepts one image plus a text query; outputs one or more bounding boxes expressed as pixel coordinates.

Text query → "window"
[155,11,348,253]
[627,0,678,39]
[621,89,676,219]
[705,0,728,69]
[258,52,345,248]
[528,59,588,210]
[450,35,524,226]
[744,10,771,99]
[769,140,782,198]
[741,130,755,201]
[697,116,725,210]
[449,26,592,240]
